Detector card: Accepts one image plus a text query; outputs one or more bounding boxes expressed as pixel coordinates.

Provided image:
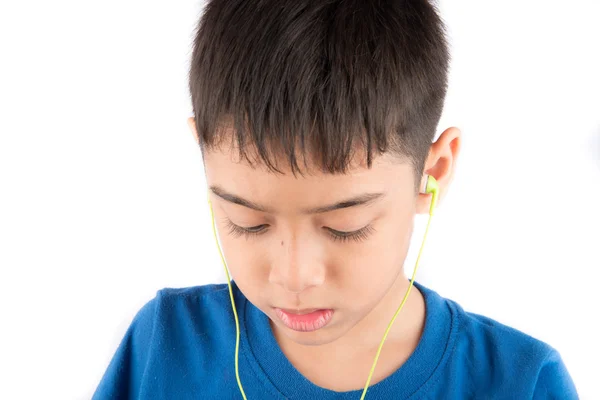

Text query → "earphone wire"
[208,198,248,400]
[359,208,433,400]
[207,180,436,400]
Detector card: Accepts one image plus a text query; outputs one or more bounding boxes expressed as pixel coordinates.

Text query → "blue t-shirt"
[93,280,578,399]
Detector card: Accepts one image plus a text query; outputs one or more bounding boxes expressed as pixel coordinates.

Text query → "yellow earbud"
[207,174,439,400]
[425,174,439,216]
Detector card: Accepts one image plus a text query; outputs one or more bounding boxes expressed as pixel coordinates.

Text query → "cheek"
[343,214,413,266]
[336,246,399,296]
[334,215,414,295]
[216,238,272,310]
[217,235,272,293]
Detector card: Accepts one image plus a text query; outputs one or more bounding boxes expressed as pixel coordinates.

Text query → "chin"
[286,331,341,346]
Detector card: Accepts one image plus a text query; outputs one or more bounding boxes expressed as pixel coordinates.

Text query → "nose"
[268,234,325,294]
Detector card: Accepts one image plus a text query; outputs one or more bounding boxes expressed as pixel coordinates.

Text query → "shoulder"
[155,283,232,307]
[444,299,578,397]
[113,283,234,349]
[93,283,240,399]
[457,305,553,359]
[418,283,555,362]
[138,283,235,327]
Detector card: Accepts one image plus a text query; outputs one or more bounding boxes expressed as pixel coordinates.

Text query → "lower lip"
[274,308,334,332]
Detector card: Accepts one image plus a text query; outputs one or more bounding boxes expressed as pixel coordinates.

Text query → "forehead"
[202,143,412,202]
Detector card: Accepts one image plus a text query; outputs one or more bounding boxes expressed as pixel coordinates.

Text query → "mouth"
[273,307,334,332]
[279,308,320,315]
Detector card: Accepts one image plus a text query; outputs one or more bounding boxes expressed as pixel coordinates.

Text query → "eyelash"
[223,218,376,243]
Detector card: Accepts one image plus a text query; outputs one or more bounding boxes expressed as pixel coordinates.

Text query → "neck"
[340,273,425,353]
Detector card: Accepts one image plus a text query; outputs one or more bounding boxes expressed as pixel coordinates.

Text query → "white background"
[1,1,599,399]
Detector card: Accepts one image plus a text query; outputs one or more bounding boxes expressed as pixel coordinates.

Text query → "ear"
[416,127,462,214]
[187,116,200,144]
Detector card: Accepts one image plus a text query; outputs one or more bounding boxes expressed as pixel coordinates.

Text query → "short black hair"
[188,0,450,192]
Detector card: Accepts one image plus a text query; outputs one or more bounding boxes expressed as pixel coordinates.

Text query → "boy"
[93,0,578,398]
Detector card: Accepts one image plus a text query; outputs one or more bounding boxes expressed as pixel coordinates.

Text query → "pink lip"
[274,308,334,332]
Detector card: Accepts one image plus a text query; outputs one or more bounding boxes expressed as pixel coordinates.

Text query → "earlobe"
[416,187,434,215]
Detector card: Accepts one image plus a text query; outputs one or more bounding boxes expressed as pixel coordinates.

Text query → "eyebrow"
[209,185,385,215]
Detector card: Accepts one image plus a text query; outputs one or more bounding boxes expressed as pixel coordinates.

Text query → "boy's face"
[188,117,460,348]
[201,148,421,345]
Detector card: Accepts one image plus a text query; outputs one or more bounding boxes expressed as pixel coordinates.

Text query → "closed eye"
[222,218,375,243]
[325,225,375,243]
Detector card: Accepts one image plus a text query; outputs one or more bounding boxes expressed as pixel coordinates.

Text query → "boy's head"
[187,0,460,347]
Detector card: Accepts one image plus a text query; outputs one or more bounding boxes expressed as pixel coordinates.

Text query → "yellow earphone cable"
[359,205,434,399]
[360,175,438,398]
[208,198,248,400]
[207,175,437,400]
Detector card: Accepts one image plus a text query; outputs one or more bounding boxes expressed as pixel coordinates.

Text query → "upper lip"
[276,307,324,315]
